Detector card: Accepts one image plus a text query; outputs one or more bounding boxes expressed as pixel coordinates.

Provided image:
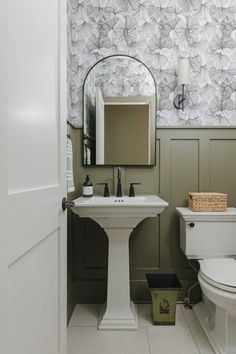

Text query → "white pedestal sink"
[72,195,168,330]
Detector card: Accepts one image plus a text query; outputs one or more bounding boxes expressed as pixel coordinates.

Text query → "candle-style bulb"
[177,58,190,86]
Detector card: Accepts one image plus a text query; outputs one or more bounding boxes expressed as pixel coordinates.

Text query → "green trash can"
[146,274,182,325]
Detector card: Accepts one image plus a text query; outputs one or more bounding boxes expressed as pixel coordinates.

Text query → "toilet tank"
[176,207,236,259]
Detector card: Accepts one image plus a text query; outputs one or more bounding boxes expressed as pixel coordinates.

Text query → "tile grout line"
[145,326,152,354]
[180,305,203,354]
[68,324,99,328]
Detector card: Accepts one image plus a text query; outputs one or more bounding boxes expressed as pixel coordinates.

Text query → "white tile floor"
[67,304,215,354]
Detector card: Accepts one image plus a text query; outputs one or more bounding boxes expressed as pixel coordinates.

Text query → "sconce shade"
[177,58,190,86]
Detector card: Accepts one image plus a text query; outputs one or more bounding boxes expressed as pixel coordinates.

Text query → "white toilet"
[176,207,236,354]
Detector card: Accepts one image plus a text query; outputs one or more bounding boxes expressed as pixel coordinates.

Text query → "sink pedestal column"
[72,196,169,330]
[94,217,142,330]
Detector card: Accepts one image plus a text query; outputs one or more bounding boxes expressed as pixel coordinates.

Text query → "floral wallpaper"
[84,56,155,97]
[68,0,236,127]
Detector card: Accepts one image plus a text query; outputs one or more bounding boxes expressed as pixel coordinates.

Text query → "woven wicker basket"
[189,192,227,212]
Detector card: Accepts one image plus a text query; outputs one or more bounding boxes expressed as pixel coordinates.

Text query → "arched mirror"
[83,55,156,166]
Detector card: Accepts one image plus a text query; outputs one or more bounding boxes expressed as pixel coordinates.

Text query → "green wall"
[67,125,236,306]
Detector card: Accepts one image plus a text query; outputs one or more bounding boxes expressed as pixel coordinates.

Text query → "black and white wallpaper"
[84,56,155,97]
[68,0,236,127]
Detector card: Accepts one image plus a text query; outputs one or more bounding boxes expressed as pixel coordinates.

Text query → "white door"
[96,87,105,164]
[1,0,67,353]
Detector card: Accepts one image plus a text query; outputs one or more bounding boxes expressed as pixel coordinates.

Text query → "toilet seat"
[200,258,236,293]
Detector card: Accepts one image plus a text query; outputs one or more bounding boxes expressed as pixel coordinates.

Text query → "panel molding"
[69,127,236,303]
[9,229,60,354]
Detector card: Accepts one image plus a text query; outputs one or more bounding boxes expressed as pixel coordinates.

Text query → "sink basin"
[72,195,168,330]
[72,195,168,218]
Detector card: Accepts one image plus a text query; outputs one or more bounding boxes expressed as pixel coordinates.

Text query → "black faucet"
[116,167,122,197]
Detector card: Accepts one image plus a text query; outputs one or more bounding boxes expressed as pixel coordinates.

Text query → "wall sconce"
[174,58,190,111]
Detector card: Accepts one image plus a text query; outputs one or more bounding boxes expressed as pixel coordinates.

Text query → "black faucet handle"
[129,183,141,197]
[97,183,110,197]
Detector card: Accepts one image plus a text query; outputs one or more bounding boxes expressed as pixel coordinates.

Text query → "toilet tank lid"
[201,259,236,288]
[176,207,236,221]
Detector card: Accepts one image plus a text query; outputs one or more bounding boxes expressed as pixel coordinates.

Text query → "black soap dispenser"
[83,175,93,197]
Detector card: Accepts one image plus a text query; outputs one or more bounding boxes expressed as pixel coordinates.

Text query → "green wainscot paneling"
[67,125,236,304]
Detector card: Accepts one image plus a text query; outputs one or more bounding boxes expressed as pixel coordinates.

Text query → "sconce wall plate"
[173,93,188,111]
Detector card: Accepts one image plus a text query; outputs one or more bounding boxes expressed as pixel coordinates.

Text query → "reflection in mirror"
[83,55,156,166]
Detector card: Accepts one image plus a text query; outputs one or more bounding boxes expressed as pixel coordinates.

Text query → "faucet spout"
[116,167,122,197]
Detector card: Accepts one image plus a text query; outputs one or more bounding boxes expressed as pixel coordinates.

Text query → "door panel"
[0,0,7,352]
[8,188,61,264]
[9,230,60,354]
[8,0,59,192]
[4,0,67,353]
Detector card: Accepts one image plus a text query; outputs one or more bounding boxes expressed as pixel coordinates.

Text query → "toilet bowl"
[176,207,236,354]
[197,259,236,354]
[199,259,236,316]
